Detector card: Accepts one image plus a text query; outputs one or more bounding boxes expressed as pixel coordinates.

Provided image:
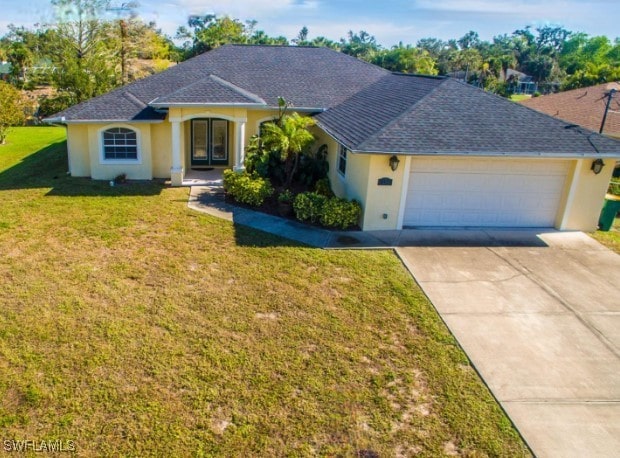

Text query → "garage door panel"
[405,159,569,228]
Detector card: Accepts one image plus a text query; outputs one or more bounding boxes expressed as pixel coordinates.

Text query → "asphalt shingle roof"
[316,75,620,156]
[51,44,388,121]
[49,44,620,157]
[520,82,620,137]
[151,75,266,105]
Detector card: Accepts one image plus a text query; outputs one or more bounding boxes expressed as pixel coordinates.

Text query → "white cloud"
[415,0,615,17]
[416,0,540,14]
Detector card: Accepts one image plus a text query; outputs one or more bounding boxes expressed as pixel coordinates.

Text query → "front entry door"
[191,119,229,167]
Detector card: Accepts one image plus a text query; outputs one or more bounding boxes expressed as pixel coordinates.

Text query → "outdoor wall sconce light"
[389,155,400,171]
[591,158,605,175]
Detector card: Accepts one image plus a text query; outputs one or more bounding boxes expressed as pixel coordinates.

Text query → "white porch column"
[234,120,246,171]
[170,119,183,186]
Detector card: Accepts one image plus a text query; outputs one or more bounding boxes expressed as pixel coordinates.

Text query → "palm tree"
[260,112,315,188]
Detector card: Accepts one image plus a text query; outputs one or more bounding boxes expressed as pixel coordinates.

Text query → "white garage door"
[404,158,570,227]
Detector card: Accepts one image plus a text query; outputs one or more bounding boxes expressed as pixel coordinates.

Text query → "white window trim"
[338,144,348,178]
[98,124,142,165]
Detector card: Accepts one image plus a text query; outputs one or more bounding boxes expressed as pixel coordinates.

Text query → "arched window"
[102,127,138,160]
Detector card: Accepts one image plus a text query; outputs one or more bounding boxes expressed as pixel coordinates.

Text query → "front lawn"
[0,127,529,456]
[592,217,620,254]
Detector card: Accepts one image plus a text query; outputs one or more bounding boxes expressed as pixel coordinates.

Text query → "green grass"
[592,217,620,254]
[0,127,529,456]
[509,94,531,102]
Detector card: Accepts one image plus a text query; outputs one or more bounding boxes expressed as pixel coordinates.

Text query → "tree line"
[1,0,619,121]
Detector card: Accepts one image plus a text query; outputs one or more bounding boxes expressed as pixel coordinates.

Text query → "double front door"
[191,119,229,166]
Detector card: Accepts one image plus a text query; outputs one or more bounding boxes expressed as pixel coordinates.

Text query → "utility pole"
[600,88,617,134]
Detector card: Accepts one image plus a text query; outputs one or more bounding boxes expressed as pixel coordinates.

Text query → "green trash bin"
[599,194,620,231]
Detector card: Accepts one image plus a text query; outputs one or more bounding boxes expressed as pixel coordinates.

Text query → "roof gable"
[150,74,266,105]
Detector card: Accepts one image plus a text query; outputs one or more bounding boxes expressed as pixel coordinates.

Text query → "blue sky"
[2,0,619,46]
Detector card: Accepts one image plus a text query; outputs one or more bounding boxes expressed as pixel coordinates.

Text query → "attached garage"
[403,158,570,227]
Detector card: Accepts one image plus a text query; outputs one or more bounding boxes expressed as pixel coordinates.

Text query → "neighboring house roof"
[316,74,620,156]
[520,82,620,137]
[506,69,529,81]
[51,45,388,121]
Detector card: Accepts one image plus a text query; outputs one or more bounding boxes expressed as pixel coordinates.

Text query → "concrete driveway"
[396,230,620,458]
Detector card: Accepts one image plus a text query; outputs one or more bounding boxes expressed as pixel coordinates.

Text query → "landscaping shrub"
[314,177,334,197]
[293,192,327,223]
[293,191,361,228]
[296,144,329,186]
[278,189,294,203]
[609,178,620,196]
[244,135,286,185]
[223,170,274,207]
[320,197,362,229]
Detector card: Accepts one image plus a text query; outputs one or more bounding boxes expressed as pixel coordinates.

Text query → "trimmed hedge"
[320,197,362,229]
[293,192,326,223]
[293,191,361,229]
[223,170,274,207]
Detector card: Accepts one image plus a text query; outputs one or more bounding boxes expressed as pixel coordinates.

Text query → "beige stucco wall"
[87,123,153,180]
[316,126,407,230]
[558,158,619,231]
[65,108,290,180]
[316,125,409,230]
[151,122,172,178]
[67,122,157,180]
[247,109,280,137]
[66,116,617,233]
[362,155,408,230]
[66,124,90,177]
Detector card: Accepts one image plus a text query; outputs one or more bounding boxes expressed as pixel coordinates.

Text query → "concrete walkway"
[189,186,560,249]
[189,185,620,457]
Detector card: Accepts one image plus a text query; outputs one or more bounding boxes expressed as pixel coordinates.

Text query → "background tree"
[293,26,309,45]
[372,44,438,75]
[0,81,26,144]
[105,0,139,84]
[247,30,289,46]
[308,36,339,49]
[458,30,481,50]
[176,14,247,58]
[339,30,380,61]
[560,34,620,88]
[49,0,117,101]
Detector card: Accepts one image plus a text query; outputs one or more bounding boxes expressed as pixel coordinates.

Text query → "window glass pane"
[193,121,208,159]
[211,120,227,160]
[102,128,138,160]
[338,145,347,175]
